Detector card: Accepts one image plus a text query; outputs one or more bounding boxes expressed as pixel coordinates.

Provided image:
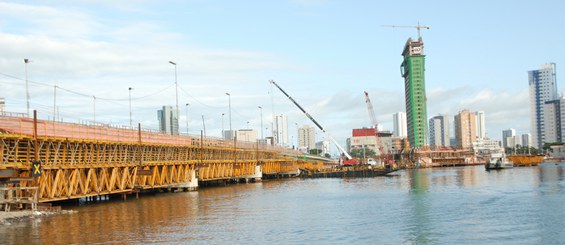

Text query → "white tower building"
[529,63,558,149]
[393,112,407,137]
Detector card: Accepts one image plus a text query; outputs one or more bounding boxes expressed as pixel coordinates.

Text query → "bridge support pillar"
[174,169,199,191]
[244,165,262,182]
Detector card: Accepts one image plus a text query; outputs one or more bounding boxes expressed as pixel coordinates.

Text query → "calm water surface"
[2,163,565,244]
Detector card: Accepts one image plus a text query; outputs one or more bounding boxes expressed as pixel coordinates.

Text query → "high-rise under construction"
[400,37,428,147]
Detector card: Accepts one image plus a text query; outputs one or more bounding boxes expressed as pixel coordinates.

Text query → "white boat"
[485,152,514,170]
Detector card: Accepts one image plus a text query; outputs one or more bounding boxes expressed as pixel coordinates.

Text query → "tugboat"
[485,152,514,170]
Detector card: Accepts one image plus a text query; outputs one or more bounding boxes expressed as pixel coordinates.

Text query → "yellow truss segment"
[0,134,326,202]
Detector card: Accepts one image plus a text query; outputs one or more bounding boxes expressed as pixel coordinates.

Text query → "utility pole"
[93,96,96,122]
[129,87,133,128]
[201,115,206,138]
[185,103,190,135]
[226,92,232,139]
[169,61,179,133]
[258,106,263,142]
[53,85,57,121]
[24,59,31,117]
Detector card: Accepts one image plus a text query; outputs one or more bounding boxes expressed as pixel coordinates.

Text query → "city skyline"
[0,1,564,154]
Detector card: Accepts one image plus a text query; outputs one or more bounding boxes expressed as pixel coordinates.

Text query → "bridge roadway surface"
[0,114,331,203]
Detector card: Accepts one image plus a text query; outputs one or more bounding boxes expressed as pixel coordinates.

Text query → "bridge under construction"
[0,112,329,207]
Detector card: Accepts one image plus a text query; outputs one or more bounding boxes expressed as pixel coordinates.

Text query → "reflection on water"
[1,163,564,244]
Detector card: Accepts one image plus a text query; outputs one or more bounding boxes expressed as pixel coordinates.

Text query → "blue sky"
[0,0,564,154]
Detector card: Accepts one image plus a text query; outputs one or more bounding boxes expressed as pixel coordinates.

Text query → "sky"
[0,0,564,155]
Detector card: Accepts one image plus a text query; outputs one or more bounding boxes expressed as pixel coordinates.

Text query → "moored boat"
[485,152,514,170]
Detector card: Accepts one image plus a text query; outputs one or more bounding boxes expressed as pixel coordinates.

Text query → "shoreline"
[0,210,76,225]
[0,210,34,225]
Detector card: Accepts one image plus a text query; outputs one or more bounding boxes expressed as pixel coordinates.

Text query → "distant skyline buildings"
[298,125,315,150]
[543,97,563,144]
[454,109,476,149]
[235,129,257,142]
[393,112,407,138]
[400,37,428,147]
[502,128,516,149]
[157,105,179,135]
[274,114,289,147]
[522,133,532,148]
[315,140,330,156]
[429,114,450,147]
[529,63,558,149]
[476,111,486,140]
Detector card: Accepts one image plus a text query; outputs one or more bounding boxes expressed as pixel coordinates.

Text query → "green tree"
[349,147,376,158]
[309,149,322,155]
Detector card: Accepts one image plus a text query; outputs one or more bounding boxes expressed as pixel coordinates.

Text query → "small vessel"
[485,152,514,170]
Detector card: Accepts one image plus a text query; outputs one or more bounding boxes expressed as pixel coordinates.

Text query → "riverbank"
[0,210,76,225]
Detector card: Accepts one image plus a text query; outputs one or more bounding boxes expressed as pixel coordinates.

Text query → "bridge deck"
[0,115,330,203]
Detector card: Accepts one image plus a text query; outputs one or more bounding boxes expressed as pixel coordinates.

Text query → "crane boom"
[364,91,378,128]
[270,80,354,161]
[364,91,384,156]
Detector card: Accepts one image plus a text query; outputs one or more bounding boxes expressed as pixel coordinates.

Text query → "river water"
[1,163,565,244]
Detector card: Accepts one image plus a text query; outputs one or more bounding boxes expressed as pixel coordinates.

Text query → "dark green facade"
[400,38,427,147]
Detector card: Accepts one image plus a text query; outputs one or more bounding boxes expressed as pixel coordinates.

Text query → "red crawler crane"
[364,91,388,164]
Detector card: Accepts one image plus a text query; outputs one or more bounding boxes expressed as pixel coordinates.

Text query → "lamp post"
[53,85,57,121]
[222,113,225,138]
[247,121,250,129]
[24,59,31,117]
[93,96,96,122]
[169,61,179,124]
[225,92,232,139]
[295,122,299,149]
[258,106,263,142]
[185,103,190,135]
[201,115,206,137]
[128,87,133,128]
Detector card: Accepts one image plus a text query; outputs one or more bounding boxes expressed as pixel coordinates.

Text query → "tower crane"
[364,91,385,160]
[270,80,358,165]
[381,21,430,39]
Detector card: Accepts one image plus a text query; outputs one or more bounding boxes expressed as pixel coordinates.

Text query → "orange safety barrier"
[0,115,300,155]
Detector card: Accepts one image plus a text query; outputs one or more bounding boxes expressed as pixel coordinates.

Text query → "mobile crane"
[364,91,389,164]
[270,80,358,165]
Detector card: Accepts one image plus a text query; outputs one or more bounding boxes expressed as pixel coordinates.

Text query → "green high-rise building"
[400,37,427,147]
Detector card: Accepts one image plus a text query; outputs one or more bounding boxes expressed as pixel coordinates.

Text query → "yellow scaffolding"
[0,115,329,202]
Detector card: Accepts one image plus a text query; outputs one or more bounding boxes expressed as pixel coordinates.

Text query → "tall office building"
[235,129,258,142]
[157,105,179,135]
[475,111,486,140]
[429,114,450,147]
[315,140,330,156]
[522,133,532,148]
[392,112,407,137]
[0,98,5,113]
[274,114,289,146]
[502,128,516,149]
[298,125,315,150]
[454,109,477,149]
[529,63,558,149]
[543,99,562,143]
[400,37,428,147]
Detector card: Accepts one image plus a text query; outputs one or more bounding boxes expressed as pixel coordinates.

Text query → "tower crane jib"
[381,21,430,39]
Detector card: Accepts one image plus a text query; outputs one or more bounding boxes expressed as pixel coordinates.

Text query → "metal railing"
[0,114,303,156]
